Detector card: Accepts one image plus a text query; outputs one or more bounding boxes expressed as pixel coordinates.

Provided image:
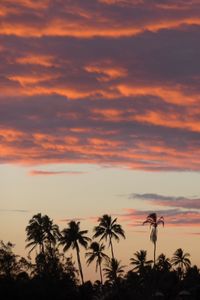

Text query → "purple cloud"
[129,193,200,210]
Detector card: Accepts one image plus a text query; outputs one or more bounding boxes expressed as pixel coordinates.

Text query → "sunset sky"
[1,0,200,281]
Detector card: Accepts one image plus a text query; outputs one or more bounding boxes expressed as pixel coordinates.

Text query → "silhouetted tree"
[26,213,46,254]
[26,213,60,255]
[0,241,19,278]
[41,215,60,253]
[130,250,153,275]
[171,248,191,279]
[143,213,164,266]
[59,220,90,285]
[86,241,109,284]
[93,214,125,259]
[103,258,125,285]
[156,253,171,272]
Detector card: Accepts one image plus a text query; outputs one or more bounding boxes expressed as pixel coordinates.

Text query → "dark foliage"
[0,213,200,300]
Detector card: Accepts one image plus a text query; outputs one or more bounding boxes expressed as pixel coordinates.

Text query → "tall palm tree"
[143,213,164,266]
[103,258,125,284]
[59,220,90,285]
[93,214,125,259]
[130,250,153,275]
[86,241,109,284]
[171,248,191,278]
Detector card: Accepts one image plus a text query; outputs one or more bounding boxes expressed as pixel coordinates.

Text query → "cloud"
[59,217,86,223]
[0,93,200,171]
[1,0,200,38]
[129,193,200,210]
[29,170,87,176]
[0,1,199,171]
[0,209,29,213]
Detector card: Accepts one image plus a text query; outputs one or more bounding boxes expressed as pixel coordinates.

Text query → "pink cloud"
[29,170,87,176]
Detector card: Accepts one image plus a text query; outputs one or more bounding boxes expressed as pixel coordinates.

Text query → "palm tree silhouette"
[143,213,164,266]
[26,213,46,254]
[59,220,90,285]
[156,253,171,271]
[103,258,125,284]
[86,241,109,284]
[42,215,60,251]
[93,214,125,259]
[171,248,191,279]
[130,250,152,275]
[26,213,60,255]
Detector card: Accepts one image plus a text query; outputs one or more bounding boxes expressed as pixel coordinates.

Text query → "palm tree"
[26,213,46,254]
[93,214,125,259]
[130,250,153,275]
[86,241,109,284]
[103,258,125,284]
[59,220,90,285]
[26,213,60,255]
[156,253,171,272]
[171,248,191,278]
[143,213,164,266]
[42,215,60,253]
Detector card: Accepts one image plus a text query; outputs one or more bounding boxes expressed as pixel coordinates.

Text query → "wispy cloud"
[29,170,87,176]
[59,217,86,223]
[0,209,29,213]
[129,193,200,210]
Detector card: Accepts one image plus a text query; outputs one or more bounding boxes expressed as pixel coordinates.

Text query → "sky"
[0,0,200,281]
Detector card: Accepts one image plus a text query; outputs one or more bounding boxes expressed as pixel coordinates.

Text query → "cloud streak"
[29,170,87,176]
[0,209,29,213]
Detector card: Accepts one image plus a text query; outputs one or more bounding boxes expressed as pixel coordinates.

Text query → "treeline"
[0,213,199,300]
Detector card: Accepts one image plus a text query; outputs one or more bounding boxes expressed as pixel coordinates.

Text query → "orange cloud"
[133,111,200,133]
[1,0,200,39]
[117,85,198,105]
[16,54,56,67]
[4,0,50,10]
[85,65,127,82]
[1,19,199,38]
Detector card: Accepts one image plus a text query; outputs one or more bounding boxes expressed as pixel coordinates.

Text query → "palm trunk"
[99,259,103,285]
[153,241,156,267]
[109,236,115,259]
[76,246,84,285]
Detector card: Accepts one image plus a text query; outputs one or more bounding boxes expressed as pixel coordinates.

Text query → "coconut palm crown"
[130,250,153,275]
[171,248,191,276]
[26,213,59,255]
[93,214,125,259]
[103,258,125,284]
